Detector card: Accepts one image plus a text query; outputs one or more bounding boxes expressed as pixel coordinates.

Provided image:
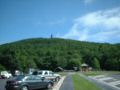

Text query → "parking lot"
[88,74,120,90]
[0,79,7,90]
[0,79,54,90]
[0,70,63,90]
[0,79,57,90]
[0,76,64,90]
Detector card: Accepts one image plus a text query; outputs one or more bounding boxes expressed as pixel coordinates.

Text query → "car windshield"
[34,76,42,80]
[15,75,25,80]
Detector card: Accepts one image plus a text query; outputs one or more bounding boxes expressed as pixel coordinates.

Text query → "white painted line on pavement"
[109,80,120,85]
[94,75,105,78]
[99,77,113,81]
[89,76,120,90]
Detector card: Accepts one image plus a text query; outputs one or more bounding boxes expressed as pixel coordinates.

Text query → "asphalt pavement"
[111,74,120,80]
[79,73,120,90]
[0,79,7,90]
[59,74,74,90]
[88,77,118,90]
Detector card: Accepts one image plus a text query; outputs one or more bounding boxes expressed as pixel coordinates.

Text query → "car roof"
[38,70,52,72]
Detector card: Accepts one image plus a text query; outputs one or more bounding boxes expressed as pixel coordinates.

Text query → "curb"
[52,76,66,90]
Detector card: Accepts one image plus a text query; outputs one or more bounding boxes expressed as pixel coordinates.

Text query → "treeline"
[0,38,120,73]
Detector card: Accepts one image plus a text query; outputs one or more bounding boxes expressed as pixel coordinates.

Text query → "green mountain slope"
[0,38,120,72]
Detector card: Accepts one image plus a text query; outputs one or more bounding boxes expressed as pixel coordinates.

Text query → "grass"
[83,71,120,76]
[72,74,101,90]
[57,71,67,76]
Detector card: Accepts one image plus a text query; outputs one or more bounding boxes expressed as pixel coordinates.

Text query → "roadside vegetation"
[72,74,101,90]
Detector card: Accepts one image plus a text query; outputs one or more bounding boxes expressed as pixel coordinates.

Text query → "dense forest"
[0,38,120,73]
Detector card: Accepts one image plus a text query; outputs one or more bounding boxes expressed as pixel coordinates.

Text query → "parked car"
[32,70,61,82]
[14,70,24,76]
[0,75,6,79]
[0,71,12,78]
[5,75,54,90]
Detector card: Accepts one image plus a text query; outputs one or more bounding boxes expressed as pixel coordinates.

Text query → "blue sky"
[0,0,120,44]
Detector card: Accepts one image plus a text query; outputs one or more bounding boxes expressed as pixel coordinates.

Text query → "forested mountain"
[0,38,120,73]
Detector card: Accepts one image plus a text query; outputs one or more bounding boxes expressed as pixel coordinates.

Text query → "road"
[59,74,74,90]
[0,79,7,90]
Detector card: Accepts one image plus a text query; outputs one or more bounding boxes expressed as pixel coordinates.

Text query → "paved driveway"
[0,79,7,90]
[59,75,74,90]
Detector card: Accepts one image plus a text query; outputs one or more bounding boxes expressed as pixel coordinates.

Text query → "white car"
[0,71,12,78]
[32,70,61,82]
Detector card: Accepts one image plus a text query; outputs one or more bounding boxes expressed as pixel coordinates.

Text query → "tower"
[51,34,53,39]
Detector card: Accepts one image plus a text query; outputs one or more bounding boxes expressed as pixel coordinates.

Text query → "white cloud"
[61,7,120,43]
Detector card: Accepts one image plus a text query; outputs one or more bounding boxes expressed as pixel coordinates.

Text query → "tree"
[66,59,81,70]
[0,38,119,71]
[0,64,6,71]
[92,58,101,70]
[105,59,119,70]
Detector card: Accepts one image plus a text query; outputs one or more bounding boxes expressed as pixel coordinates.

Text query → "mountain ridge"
[0,38,120,72]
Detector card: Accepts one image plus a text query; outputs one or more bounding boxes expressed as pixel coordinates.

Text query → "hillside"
[0,38,120,73]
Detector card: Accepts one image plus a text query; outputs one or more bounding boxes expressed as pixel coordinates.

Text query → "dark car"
[0,75,6,79]
[5,75,54,90]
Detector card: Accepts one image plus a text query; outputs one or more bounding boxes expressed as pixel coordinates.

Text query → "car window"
[49,71,53,75]
[38,71,42,75]
[26,76,34,80]
[33,76,42,80]
[15,75,24,80]
[32,71,38,75]
[26,75,42,80]
[44,71,48,75]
